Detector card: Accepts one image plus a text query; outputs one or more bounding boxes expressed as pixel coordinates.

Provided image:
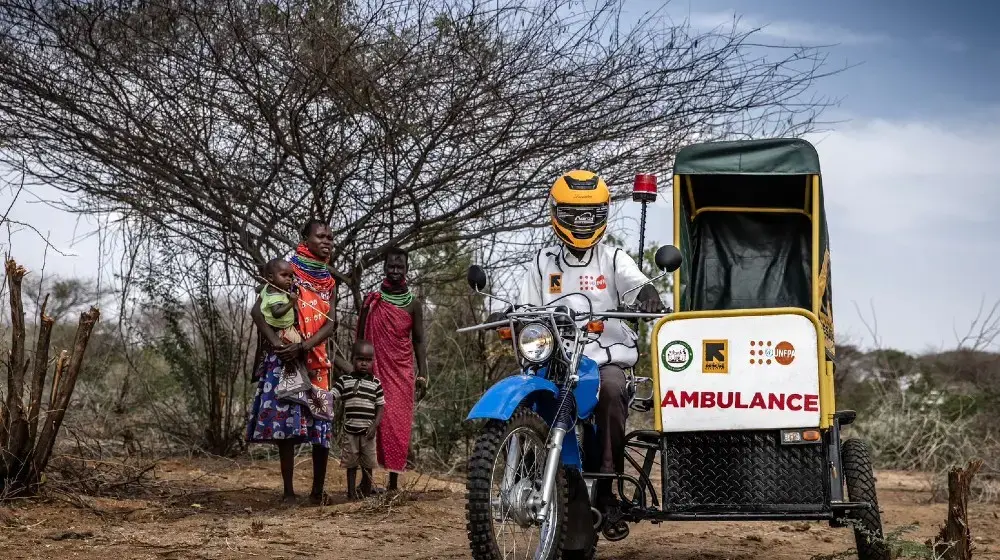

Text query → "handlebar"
[456,319,512,333]
[601,311,669,320]
[456,307,669,333]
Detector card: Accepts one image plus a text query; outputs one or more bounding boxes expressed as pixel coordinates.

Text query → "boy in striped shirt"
[332,339,385,500]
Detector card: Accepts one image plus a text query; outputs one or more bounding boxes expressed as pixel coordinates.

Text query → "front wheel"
[466,407,567,560]
[841,438,889,560]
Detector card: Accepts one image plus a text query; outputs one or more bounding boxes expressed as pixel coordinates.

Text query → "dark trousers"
[565,363,629,550]
[585,364,628,478]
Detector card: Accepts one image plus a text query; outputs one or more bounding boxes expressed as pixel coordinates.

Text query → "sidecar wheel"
[466,407,567,560]
[841,438,889,560]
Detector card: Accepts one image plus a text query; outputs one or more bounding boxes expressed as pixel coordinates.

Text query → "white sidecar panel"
[654,313,821,432]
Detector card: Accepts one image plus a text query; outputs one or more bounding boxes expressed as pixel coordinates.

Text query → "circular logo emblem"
[661,340,693,372]
[775,341,796,365]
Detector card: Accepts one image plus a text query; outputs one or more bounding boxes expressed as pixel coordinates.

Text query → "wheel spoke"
[489,425,558,559]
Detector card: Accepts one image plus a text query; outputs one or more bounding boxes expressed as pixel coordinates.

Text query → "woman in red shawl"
[247,219,352,505]
[357,248,428,493]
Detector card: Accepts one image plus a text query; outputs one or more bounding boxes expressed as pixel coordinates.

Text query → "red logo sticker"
[775,341,796,365]
[595,275,607,290]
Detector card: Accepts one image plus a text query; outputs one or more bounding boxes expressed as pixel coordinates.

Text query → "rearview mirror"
[467,265,488,292]
[654,245,682,273]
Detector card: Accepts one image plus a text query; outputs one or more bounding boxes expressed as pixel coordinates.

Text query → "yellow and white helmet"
[548,170,611,250]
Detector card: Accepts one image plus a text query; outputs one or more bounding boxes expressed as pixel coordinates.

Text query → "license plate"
[782,431,803,444]
[779,429,821,445]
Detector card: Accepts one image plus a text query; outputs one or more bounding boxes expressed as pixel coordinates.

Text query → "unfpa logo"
[774,341,795,365]
[749,340,795,366]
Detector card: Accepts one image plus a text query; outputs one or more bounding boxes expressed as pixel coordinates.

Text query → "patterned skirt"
[245,351,333,448]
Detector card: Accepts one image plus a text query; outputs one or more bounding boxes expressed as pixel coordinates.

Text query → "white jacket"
[517,243,650,368]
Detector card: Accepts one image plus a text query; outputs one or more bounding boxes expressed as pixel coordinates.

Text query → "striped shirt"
[331,372,385,434]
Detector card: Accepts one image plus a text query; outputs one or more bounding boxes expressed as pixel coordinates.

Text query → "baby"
[331,339,385,500]
[259,258,301,345]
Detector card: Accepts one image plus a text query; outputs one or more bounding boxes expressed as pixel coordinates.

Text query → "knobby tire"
[841,438,889,560]
[466,407,569,560]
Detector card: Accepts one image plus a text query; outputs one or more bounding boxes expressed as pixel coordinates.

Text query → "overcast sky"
[1,0,997,355]
[618,0,1000,354]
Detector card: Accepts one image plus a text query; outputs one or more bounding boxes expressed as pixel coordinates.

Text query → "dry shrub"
[846,393,1000,503]
[811,524,950,560]
[44,455,158,499]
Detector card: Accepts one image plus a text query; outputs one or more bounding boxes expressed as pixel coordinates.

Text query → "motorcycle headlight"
[517,322,555,363]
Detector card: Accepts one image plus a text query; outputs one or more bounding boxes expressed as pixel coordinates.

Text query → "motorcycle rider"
[514,169,667,554]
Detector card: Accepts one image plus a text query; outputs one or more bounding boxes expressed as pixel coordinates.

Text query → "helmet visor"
[553,202,609,240]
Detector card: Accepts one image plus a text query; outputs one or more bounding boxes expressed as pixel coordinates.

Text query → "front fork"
[532,376,578,522]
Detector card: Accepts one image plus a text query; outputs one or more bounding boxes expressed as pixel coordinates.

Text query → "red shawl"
[363,291,415,472]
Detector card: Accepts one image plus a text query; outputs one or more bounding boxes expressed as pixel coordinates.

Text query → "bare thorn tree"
[0,0,843,300]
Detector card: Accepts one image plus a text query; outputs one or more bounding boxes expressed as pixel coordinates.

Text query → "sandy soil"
[0,459,997,560]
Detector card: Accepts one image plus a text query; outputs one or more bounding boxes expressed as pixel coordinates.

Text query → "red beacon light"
[633,173,657,203]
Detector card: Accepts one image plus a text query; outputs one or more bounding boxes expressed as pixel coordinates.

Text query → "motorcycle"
[458,245,683,560]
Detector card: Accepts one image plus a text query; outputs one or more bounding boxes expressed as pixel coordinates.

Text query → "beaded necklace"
[380,287,414,307]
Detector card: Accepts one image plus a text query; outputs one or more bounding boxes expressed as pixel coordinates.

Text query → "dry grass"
[355,471,436,517]
[44,455,158,497]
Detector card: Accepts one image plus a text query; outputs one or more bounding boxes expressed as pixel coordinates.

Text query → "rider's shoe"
[595,492,629,542]
[599,503,629,541]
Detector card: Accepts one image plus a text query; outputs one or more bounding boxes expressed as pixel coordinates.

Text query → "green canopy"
[673,138,821,176]
[671,136,835,359]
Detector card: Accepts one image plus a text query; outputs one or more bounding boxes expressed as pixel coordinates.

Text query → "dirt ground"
[0,458,997,560]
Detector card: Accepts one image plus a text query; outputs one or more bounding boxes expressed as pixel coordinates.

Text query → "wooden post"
[31,307,101,482]
[1,258,101,497]
[2,259,28,454]
[1,259,30,482]
[933,459,984,560]
[26,295,54,449]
